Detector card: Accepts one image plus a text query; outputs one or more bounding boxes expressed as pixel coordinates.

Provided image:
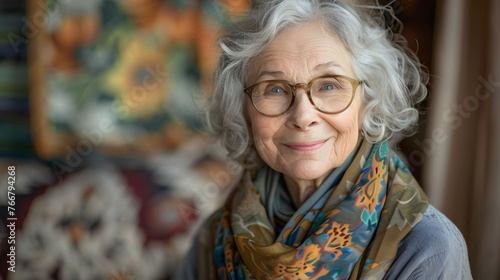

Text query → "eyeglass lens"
[250,76,354,116]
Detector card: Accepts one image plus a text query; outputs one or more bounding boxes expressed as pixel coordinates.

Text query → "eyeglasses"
[244,75,365,117]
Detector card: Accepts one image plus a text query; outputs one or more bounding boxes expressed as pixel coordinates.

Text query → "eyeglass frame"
[244,74,366,117]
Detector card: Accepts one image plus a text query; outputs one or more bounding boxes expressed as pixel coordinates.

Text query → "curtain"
[423,0,500,278]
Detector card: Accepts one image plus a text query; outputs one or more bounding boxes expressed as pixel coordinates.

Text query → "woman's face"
[247,21,364,185]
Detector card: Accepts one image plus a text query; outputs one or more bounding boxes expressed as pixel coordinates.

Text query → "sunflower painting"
[29,0,252,158]
[104,37,169,120]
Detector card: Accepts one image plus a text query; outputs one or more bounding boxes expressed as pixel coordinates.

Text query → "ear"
[246,119,254,146]
[357,101,365,128]
[243,100,254,142]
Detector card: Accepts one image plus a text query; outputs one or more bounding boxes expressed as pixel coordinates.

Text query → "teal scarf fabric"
[198,140,429,279]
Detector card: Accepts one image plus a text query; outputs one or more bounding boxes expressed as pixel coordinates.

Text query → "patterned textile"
[0,142,238,279]
[28,0,251,158]
[198,139,429,279]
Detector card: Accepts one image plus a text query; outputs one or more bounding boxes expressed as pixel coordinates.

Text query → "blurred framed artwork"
[28,0,251,159]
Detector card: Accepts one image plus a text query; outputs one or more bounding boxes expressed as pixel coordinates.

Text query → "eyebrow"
[313,61,344,72]
[255,61,344,81]
[256,70,285,80]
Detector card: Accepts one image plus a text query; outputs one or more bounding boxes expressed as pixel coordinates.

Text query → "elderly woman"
[175,0,471,279]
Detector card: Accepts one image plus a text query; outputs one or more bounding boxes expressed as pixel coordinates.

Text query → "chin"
[286,161,332,182]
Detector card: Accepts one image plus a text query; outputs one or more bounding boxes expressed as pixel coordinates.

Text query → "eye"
[315,79,343,93]
[262,83,289,96]
[271,87,284,93]
[322,84,335,90]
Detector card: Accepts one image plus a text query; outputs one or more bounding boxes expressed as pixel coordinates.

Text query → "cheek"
[337,98,363,134]
[330,109,360,135]
[253,126,270,147]
[328,104,361,157]
[250,115,278,149]
[252,123,279,166]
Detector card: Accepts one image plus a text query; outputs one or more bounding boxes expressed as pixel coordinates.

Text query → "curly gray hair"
[204,0,428,163]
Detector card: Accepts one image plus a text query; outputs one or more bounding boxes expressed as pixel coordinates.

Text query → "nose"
[286,88,320,130]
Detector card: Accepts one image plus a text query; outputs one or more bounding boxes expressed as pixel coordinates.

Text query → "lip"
[284,139,328,153]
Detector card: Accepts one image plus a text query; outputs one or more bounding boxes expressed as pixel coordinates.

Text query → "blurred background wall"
[0,0,498,279]
[0,0,250,279]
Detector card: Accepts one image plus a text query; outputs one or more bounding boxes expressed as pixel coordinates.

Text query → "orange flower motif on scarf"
[272,243,328,279]
[271,220,354,279]
[355,151,388,225]
[320,221,354,261]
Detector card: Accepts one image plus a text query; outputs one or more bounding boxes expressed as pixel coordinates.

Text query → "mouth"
[284,139,328,153]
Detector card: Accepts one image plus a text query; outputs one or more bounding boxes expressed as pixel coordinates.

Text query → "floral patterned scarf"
[197,140,429,279]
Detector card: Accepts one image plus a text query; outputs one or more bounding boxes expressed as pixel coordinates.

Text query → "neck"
[283,174,329,209]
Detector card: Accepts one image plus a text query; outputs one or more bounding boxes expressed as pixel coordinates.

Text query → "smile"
[284,139,328,153]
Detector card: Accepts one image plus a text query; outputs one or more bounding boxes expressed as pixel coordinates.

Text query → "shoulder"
[384,205,472,280]
[400,205,467,255]
[173,207,226,280]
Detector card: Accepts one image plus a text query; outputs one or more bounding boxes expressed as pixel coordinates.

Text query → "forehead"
[249,21,353,81]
